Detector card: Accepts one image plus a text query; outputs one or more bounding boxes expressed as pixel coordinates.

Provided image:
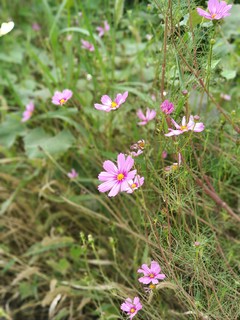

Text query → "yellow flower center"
[111,101,118,108]
[172,164,178,171]
[130,308,136,314]
[117,173,124,181]
[180,125,187,131]
[60,98,66,105]
[149,273,154,278]
[211,13,217,18]
[131,183,137,189]
[149,284,156,290]
[138,141,145,149]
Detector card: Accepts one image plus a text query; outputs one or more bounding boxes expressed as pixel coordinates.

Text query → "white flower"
[0,21,14,37]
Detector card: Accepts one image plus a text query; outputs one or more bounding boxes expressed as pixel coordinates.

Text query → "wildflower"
[165,115,204,137]
[182,89,188,96]
[165,153,182,172]
[98,153,137,197]
[197,0,232,20]
[81,39,94,51]
[138,261,166,284]
[32,23,41,31]
[220,93,231,101]
[94,91,128,112]
[21,101,34,122]
[162,150,167,159]
[137,108,156,125]
[96,20,110,37]
[67,169,78,179]
[120,297,142,319]
[194,241,201,247]
[193,115,200,121]
[52,89,73,106]
[130,150,143,157]
[0,21,14,37]
[130,139,145,151]
[144,284,157,293]
[146,34,153,41]
[125,175,144,193]
[160,100,175,115]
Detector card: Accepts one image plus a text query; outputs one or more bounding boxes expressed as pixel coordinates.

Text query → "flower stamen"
[211,13,217,18]
[111,101,118,108]
[130,308,136,314]
[149,273,155,278]
[117,173,124,181]
[131,183,137,189]
[60,98,66,105]
[180,125,187,131]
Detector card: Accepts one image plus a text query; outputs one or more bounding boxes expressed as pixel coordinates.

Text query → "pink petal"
[98,180,116,193]
[108,183,121,197]
[98,172,116,181]
[197,8,212,19]
[171,118,181,129]
[94,103,111,112]
[137,109,145,121]
[133,297,140,305]
[193,123,205,132]
[155,273,166,280]
[137,264,150,274]
[165,129,183,137]
[138,121,147,126]
[150,261,160,274]
[138,276,152,284]
[62,89,73,100]
[103,160,118,173]
[124,155,134,172]
[126,169,137,180]
[117,153,126,172]
[101,95,112,106]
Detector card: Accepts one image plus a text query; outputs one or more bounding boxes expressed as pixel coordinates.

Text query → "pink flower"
[165,115,204,137]
[137,108,156,125]
[67,169,78,179]
[125,175,144,193]
[197,0,232,20]
[220,93,231,101]
[151,94,156,101]
[120,297,142,319]
[160,100,175,115]
[162,150,167,159]
[130,150,143,157]
[32,23,41,31]
[165,153,182,172]
[94,91,128,112]
[96,20,110,37]
[22,101,34,122]
[98,153,137,197]
[194,241,201,247]
[52,89,73,106]
[138,261,166,285]
[81,39,95,51]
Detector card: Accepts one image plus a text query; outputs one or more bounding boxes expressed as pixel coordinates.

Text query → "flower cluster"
[121,261,165,318]
[165,115,204,137]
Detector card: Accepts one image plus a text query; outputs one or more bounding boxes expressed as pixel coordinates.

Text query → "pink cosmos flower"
[125,175,144,193]
[137,108,156,125]
[165,153,182,172]
[130,150,143,157]
[81,39,95,51]
[160,100,175,115]
[162,150,168,159]
[94,91,128,112]
[52,89,73,106]
[98,153,137,197]
[32,23,41,31]
[220,93,231,101]
[138,261,166,285]
[96,20,110,37]
[197,0,232,20]
[22,101,34,122]
[120,297,142,319]
[67,169,78,179]
[165,115,204,137]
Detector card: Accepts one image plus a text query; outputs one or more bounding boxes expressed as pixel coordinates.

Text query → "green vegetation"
[0,0,239,319]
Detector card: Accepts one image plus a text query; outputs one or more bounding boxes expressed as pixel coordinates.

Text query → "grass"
[0,0,240,319]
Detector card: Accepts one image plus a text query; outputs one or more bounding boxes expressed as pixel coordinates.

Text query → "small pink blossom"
[194,241,201,247]
[197,0,232,20]
[220,93,231,101]
[120,297,142,319]
[67,169,78,179]
[81,39,95,51]
[165,153,182,172]
[22,101,35,122]
[52,89,73,106]
[96,20,110,37]
[151,94,156,101]
[137,108,156,125]
[194,115,200,121]
[94,91,128,112]
[165,115,204,137]
[130,150,143,157]
[160,100,175,115]
[138,261,166,285]
[98,153,137,197]
[125,175,144,193]
[32,23,41,31]
[162,150,167,159]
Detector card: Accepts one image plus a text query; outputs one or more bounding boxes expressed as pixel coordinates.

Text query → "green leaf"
[0,114,25,148]
[24,128,76,159]
[114,0,124,26]
[221,69,237,80]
